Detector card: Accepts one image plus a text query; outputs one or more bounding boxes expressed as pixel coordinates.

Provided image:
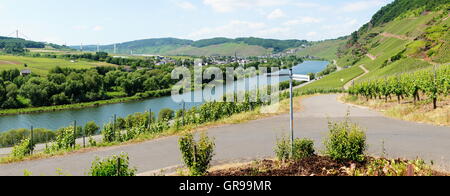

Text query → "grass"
[341,94,450,127]
[0,55,114,76]
[296,39,346,60]
[165,43,272,57]
[300,65,364,90]
[359,58,432,81]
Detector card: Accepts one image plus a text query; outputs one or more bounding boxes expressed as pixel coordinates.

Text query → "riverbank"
[0,89,171,116]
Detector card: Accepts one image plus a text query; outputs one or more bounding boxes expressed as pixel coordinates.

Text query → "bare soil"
[0,60,21,65]
[207,156,364,176]
[207,156,447,176]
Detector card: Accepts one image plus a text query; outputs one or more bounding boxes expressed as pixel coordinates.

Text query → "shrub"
[11,138,35,158]
[84,121,100,136]
[88,153,136,176]
[88,136,97,147]
[274,135,291,162]
[324,119,367,162]
[292,138,315,161]
[102,123,117,143]
[275,136,315,161]
[159,108,174,121]
[179,133,215,176]
[46,126,76,153]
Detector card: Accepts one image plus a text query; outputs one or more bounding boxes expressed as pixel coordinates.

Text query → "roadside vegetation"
[207,119,444,176]
[1,83,326,164]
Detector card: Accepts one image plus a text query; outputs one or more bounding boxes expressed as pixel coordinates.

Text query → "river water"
[0,61,328,132]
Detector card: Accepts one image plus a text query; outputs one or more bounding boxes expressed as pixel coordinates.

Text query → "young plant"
[274,135,291,162]
[292,138,315,161]
[88,153,136,176]
[324,118,367,162]
[275,135,315,162]
[11,138,35,158]
[178,133,215,176]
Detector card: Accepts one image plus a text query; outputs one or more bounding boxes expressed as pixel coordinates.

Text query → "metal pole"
[117,157,121,176]
[289,69,294,156]
[182,101,185,126]
[113,114,117,139]
[73,120,77,148]
[30,126,34,155]
[83,126,86,148]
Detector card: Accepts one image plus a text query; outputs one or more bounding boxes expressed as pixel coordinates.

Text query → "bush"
[47,126,76,153]
[11,138,35,158]
[292,138,315,161]
[102,123,117,143]
[275,136,315,161]
[84,121,100,136]
[88,153,137,176]
[179,133,215,176]
[324,119,367,162]
[274,135,291,162]
[159,108,174,121]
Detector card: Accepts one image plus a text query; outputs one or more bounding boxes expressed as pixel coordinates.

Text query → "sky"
[0,0,394,45]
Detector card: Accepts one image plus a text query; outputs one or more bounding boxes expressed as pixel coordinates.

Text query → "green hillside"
[301,0,449,91]
[73,37,308,57]
[296,38,347,60]
[165,42,272,57]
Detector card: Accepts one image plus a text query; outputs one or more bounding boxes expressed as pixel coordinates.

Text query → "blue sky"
[0,0,394,45]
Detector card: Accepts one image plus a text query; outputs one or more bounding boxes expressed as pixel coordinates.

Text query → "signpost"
[269,68,310,156]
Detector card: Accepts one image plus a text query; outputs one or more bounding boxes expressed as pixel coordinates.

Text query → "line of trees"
[0,66,176,109]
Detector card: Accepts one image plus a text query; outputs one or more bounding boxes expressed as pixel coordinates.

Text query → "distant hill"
[295,37,347,60]
[0,36,70,50]
[72,37,309,56]
[0,36,45,49]
[301,0,449,90]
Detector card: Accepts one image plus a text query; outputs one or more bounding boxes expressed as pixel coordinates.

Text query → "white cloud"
[203,0,289,13]
[340,0,388,12]
[320,18,362,39]
[73,25,88,31]
[282,16,322,26]
[189,20,267,38]
[93,26,104,31]
[189,19,300,40]
[175,1,197,11]
[267,9,286,20]
[306,32,317,37]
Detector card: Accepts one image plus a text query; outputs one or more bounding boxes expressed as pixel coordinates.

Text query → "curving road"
[0,94,449,176]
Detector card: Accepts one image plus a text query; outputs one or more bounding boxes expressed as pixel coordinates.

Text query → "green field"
[0,55,115,75]
[296,39,346,60]
[301,65,364,90]
[164,43,272,57]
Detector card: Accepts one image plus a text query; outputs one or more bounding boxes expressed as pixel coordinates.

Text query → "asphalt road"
[0,94,449,176]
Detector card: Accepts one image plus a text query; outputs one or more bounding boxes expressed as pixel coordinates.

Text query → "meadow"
[0,55,114,76]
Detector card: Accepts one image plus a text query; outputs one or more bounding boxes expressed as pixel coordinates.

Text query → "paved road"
[1,94,449,176]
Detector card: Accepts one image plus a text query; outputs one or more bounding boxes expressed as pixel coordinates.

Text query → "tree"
[3,42,26,54]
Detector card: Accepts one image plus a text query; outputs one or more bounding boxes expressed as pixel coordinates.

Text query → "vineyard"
[349,64,450,109]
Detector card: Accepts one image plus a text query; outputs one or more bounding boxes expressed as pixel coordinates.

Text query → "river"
[0,61,329,132]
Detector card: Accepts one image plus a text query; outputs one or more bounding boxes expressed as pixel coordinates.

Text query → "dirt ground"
[207,156,447,176]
